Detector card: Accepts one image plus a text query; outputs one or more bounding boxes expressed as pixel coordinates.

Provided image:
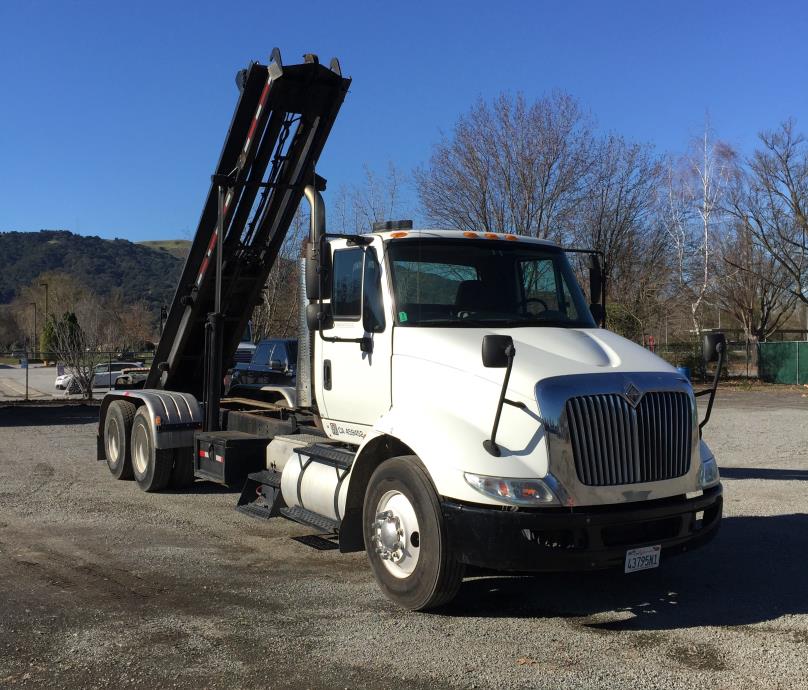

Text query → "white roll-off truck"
[97,51,723,611]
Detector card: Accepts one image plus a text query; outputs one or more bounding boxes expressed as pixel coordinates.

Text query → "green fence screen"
[758,341,808,384]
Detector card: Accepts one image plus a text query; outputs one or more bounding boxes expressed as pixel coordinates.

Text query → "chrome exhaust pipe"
[296,184,325,408]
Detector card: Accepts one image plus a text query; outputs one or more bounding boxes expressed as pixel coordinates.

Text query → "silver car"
[91,361,143,389]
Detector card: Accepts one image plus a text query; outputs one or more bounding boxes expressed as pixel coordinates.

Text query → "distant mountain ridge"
[0,230,184,309]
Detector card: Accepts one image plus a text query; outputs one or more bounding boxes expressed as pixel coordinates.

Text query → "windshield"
[387,239,595,328]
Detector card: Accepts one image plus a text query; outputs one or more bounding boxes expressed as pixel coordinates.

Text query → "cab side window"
[331,248,363,320]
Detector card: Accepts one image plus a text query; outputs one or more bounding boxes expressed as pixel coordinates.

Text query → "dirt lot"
[0,391,806,689]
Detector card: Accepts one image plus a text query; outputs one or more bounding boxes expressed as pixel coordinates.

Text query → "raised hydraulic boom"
[147,50,350,398]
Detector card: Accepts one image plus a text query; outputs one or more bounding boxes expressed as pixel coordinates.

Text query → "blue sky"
[1,1,806,241]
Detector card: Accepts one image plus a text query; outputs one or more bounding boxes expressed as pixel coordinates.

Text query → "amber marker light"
[504,234,518,241]
[390,231,408,238]
[463,231,478,238]
[484,233,499,239]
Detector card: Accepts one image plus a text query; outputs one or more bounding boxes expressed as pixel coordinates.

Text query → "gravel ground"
[0,391,806,689]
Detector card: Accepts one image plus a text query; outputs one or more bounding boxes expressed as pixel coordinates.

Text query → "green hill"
[138,239,191,259]
[0,230,183,309]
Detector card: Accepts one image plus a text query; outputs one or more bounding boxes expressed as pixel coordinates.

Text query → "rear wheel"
[131,407,173,492]
[104,400,137,479]
[363,456,465,611]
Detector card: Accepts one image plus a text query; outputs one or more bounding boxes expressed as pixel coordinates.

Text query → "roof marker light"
[504,234,518,241]
[390,231,408,238]
[463,231,478,238]
[484,233,499,240]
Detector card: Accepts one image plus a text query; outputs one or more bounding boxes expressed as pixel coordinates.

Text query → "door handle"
[323,359,332,390]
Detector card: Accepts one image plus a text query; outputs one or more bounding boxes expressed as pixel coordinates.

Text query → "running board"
[280,505,340,534]
[295,443,355,470]
[236,469,283,520]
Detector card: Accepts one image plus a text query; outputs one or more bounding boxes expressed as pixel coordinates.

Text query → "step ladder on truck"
[98,49,726,611]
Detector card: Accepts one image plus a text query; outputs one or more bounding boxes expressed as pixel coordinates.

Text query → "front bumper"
[442,484,722,572]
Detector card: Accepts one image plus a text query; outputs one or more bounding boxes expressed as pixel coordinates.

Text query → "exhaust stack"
[296,182,326,408]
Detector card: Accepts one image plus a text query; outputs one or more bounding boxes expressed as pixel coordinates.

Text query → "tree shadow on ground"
[443,514,808,630]
[0,404,98,427]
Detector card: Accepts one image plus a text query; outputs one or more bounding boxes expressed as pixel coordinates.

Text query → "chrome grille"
[566,391,692,486]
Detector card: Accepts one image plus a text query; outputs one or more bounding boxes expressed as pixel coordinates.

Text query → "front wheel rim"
[371,490,421,579]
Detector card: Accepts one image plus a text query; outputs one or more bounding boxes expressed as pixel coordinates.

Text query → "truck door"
[316,239,392,433]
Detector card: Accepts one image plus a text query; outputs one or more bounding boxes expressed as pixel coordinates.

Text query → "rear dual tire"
[104,400,137,479]
[131,407,173,492]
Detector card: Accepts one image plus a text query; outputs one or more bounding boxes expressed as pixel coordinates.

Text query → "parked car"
[225,338,297,400]
[233,322,257,364]
[92,361,143,389]
[55,361,143,393]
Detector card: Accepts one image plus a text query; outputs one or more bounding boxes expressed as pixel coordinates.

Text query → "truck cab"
[296,227,722,608]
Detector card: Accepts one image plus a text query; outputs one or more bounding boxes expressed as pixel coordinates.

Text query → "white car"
[92,361,143,389]
[54,372,73,390]
[55,361,143,393]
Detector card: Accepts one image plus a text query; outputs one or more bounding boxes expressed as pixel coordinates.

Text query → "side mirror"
[703,332,726,363]
[589,303,604,326]
[481,335,515,368]
[589,255,602,305]
[305,256,320,300]
[304,237,332,301]
[306,302,333,331]
[363,308,383,334]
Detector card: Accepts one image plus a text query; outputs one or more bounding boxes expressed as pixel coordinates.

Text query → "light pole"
[29,302,37,359]
[40,282,49,362]
[40,282,49,318]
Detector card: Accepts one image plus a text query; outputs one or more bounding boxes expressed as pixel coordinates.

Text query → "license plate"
[624,545,661,573]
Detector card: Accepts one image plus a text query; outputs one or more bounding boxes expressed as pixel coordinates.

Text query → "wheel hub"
[370,490,421,578]
[373,510,405,562]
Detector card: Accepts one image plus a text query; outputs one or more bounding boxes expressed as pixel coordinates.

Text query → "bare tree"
[332,162,408,234]
[664,124,734,335]
[571,135,667,337]
[119,300,156,349]
[415,91,593,240]
[51,295,106,398]
[718,220,797,343]
[726,120,808,308]
[252,208,308,340]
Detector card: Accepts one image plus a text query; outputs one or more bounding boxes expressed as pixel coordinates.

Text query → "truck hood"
[392,326,677,399]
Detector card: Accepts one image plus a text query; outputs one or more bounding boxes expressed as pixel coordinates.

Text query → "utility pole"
[29,302,37,359]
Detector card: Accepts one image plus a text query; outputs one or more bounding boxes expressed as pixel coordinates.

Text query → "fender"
[348,395,548,510]
[97,389,202,460]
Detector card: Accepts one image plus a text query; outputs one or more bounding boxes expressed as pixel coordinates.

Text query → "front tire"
[363,456,465,611]
[131,407,173,492]
[104,400,136,479]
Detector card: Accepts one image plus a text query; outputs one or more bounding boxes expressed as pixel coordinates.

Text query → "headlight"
[464,472,559,506]
[699,457,720,488]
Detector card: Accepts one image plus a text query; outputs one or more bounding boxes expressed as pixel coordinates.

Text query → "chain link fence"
[0,350,155,401]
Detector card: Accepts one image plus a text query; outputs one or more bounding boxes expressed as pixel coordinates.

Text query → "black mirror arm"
[483,345,521,457]
[314,315,373,352]
[697,344,725,433]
